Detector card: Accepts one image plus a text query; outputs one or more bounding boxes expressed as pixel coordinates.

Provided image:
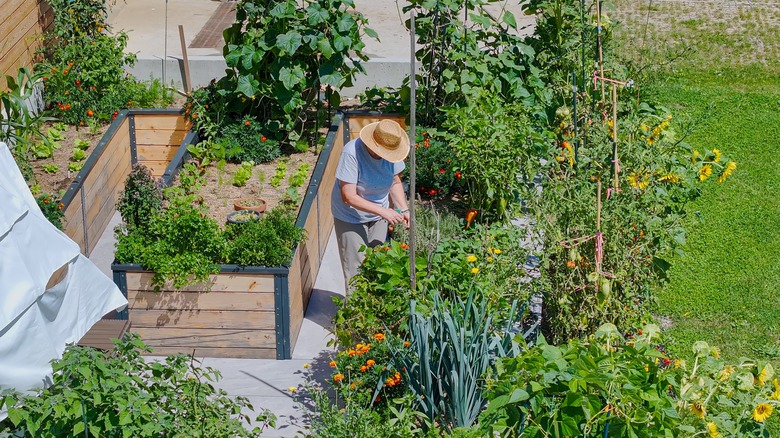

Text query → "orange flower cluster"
[347,343,371,357]
[333,373,344,382]
[384,371,402,387]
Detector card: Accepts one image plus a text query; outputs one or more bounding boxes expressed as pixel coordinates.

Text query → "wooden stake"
[612,83,619,190]
[596,181,602,231]
[596,0,605,103]
[409,11,417,292]
[178,25,192,93]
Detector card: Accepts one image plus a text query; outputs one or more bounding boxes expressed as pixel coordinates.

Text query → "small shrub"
[219,119,281,164]
[0,334,274,437]
[35,192,65,229]
[224,208,304,267]
[116,164,162,231]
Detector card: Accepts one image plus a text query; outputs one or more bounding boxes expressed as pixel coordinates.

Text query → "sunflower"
[699,164,713,181]
[758,367,769,386]
[753,403,774,422]
[690,401,706,419]
[712,148,722,162]
[719,365,735,381]
[706,422,720,438]
[717,161,736,183]
[772,379,780,400]
[658,173,681,184]
[692,150,701,163]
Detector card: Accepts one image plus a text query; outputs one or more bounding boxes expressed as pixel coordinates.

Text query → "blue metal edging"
[274,274,291,359]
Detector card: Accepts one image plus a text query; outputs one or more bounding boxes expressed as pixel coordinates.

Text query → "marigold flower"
[374,333,385,341]
[360,366,367,372]
[471,267,479,274]
[329,360,337,368]
[690,402,706,419]
[366,359,375,367]
[347,349,356,356]
[333,373,344,382]
[466,255,477,263]
[753,403,773,422]
[245,120,251,126]
[403,341,411,347]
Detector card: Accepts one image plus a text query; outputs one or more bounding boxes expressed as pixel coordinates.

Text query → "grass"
[641,67,780,363]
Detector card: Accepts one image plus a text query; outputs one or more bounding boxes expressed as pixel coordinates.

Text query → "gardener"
[331,119,411,295]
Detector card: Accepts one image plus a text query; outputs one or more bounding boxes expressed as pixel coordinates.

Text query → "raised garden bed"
[111,112,405,359]
[60,109,192,256]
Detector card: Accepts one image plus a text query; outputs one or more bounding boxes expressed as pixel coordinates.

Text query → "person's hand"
[402,211,410,229]
[380,207,404,225]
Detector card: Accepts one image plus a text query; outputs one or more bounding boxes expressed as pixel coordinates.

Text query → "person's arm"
[340,181,405,224]
[388,174,410,229]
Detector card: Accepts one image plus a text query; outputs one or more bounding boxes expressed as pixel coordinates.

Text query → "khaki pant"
[334,218,388,297]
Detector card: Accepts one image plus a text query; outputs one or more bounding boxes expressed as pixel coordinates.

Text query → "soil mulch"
[178,150,321,227]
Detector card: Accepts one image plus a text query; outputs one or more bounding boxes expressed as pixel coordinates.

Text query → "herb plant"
[232,161,254,187]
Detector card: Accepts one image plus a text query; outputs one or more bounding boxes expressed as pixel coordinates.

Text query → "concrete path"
[89,213,344,437]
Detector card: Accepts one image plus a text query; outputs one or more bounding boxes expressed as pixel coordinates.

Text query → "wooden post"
[408,11,417,292]
[178,25,192,93]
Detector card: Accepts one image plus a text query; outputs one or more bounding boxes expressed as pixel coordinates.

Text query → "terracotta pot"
[234,198,267,213]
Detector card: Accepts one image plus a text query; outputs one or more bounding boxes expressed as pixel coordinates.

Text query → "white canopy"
[0,142,127,391]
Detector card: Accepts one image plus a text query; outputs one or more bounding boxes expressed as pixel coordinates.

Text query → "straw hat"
[359,120,410,163]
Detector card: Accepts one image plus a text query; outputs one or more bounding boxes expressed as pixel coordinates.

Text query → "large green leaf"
[277,65,305,90]
[306,4,329,25]
[317,39,334,59]
[318,63,344,87]
[503,11,518,29]
[276,31,303,55]
[235,74,259,97]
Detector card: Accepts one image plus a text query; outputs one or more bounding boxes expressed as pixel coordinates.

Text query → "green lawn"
[644,66,780,362]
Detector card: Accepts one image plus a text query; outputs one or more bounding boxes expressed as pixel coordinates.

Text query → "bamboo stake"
[596,0,605,103]
[409,11,417,292]
[612,83,619,190]
[178,25,192,93]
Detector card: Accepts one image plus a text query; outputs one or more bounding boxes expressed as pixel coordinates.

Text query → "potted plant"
[233,197,267,213]
[226,210,261,225]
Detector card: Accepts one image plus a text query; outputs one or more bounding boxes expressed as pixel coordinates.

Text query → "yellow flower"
[699,164,712,181]
[492,248,501,255]
[288,386,297,392]
[674,359,681,369]
[753,403,774,422]
[487,257,494,263]
[640,123,649,131]
[658,173,680,184]
[712,347,720,359]
[466,255,477,263]
[471,267,480,274]
[644,364,649,372]
[690,402,706,419]
[706,422,720,438]
[692,150,700,163]
[772,378,780,400]
[720,365,735,381]
[334,373,344,382]
[303,363,310,369]
[712,148,722,162]
[758,367,769,386]
[717,161,736,183]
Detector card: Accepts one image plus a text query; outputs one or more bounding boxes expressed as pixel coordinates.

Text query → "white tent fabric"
[0,142,127,391]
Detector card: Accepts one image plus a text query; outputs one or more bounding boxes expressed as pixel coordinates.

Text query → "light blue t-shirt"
[331,138,405,224]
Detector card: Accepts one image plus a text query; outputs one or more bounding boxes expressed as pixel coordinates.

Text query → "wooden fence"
[0,0,51,89]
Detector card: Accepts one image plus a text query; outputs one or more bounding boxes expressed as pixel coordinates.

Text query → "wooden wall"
[134,114,192,177]
[62,117,131,255]
[0,0,51,89]
[126,272,278,359]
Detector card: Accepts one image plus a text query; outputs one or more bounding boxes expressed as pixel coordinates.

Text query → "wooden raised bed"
[61,109,193,258]
[111,112,405,360]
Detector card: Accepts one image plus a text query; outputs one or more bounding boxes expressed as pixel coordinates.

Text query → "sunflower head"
[753,403,774,422]
[691,401,706,419]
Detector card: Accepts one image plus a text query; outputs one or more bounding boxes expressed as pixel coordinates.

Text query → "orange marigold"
[360,366,368,372]
[333,373,344,382]
[366,359,376,367]
[374,333,385,341]
[329,360,337,368]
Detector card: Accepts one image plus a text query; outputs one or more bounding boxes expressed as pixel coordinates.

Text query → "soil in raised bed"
[26,122,111,195]
[174,150,320,227]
